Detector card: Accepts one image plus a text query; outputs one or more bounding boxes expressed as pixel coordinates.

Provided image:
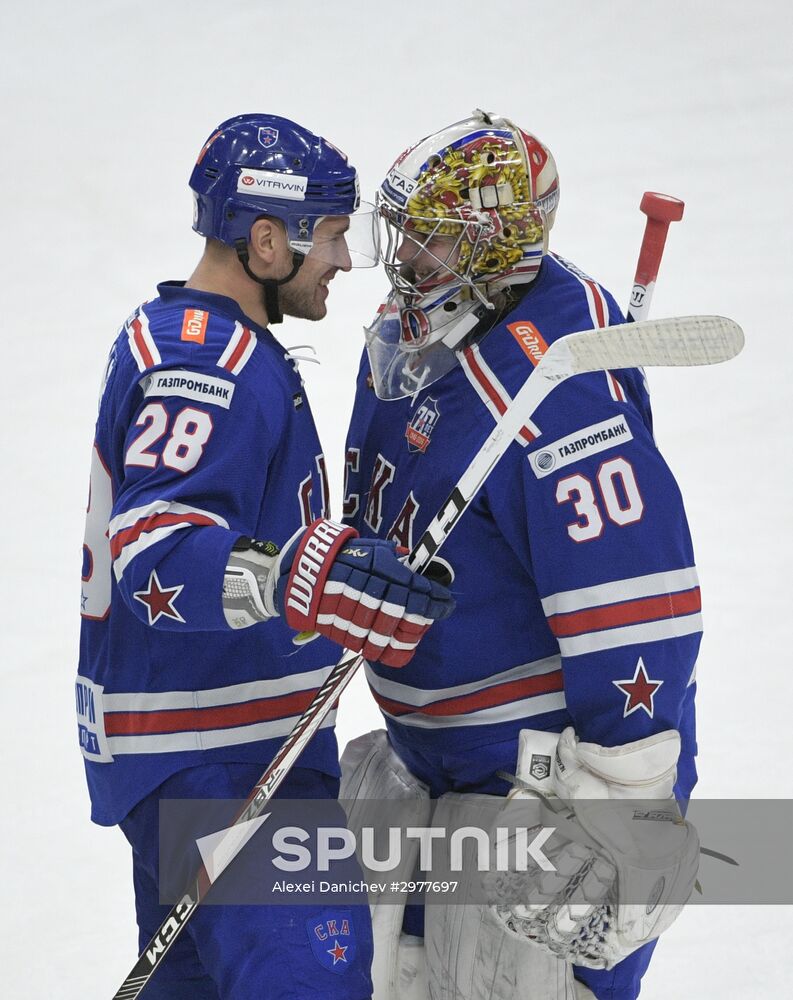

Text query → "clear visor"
[364,289,479,400]
[287,202,379,268]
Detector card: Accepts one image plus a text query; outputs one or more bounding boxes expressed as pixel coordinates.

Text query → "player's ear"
[248,216,284,268]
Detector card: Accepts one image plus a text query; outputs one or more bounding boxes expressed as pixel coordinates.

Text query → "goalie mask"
[366,110,559,399]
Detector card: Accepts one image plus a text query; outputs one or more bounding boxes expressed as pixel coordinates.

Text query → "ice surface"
[1,1,790,996]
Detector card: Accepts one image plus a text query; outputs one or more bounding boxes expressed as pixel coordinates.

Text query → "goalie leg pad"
[425,792,578,1000]
[396,934,429,1000]
[340,730,432,1000]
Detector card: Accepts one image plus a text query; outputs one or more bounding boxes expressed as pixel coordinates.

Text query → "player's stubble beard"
[279,264,333,322]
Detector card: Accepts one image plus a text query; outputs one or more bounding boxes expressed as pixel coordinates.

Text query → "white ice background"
[1,1,791,996]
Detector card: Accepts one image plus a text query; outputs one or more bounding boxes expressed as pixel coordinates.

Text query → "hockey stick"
[627,192,685,323]
[111,313,742,999]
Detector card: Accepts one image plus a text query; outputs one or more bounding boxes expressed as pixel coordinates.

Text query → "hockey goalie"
[340,111,702,1000]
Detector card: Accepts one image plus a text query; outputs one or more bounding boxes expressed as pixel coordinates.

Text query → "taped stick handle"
[627,192,684,322]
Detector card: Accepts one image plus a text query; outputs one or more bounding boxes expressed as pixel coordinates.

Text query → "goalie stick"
[110,312,743,999]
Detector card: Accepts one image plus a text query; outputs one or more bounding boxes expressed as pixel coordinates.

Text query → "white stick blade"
[542,315,744,379]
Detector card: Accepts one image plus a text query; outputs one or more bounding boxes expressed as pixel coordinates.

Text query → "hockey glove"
[223,519,454,667]
[485,727,700,969]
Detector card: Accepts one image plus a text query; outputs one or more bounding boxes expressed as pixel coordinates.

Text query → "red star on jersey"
[327,939,348,965]
[133,570,185,626]
[613,657,663,718]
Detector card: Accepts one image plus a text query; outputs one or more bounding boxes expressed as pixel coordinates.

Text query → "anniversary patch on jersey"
[306,909,357,975]
[528,415,633,478]
[143,370,236,409]
[406,397,440,453]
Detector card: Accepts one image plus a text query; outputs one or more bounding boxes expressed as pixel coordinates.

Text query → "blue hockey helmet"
[189,114,377,268]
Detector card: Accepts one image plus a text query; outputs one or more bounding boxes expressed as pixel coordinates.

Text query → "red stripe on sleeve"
[110,512,218,559]
[548,588,702,638]
[609,373,626,401]
[585,280,607,328]
[373,670,564,718]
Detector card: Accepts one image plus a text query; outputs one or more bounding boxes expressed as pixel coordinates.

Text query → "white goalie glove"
[486,727,700,969]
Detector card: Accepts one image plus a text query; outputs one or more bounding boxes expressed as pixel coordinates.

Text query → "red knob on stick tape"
[628,192,685,322]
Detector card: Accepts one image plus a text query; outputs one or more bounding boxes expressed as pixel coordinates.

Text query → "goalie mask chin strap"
[233,238,304,325]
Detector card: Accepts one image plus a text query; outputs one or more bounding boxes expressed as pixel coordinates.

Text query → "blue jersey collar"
[156,281,275,342]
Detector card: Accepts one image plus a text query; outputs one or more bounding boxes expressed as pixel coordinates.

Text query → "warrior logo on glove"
[276,519,455,667]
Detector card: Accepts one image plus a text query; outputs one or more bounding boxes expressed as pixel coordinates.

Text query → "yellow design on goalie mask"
[403,136,545,281]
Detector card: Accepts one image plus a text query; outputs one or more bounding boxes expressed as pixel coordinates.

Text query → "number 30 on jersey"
[555,457,644,542]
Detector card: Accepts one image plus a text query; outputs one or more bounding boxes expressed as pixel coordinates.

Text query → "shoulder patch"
[507,321,550,366]
[528,415,633,478]
[142,369,236,409]
[180,308,209,344]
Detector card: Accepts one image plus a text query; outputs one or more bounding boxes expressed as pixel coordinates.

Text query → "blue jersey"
[77,282,340,826]
[344,254,700,797]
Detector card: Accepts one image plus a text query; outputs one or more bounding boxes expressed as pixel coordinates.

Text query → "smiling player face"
[280,216,353,321]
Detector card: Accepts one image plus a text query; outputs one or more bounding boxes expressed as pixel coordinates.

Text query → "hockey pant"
[119,763,373,1000]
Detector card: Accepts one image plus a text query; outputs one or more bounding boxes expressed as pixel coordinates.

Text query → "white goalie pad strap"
[426,792,577,1000]
[340,731,431,1000]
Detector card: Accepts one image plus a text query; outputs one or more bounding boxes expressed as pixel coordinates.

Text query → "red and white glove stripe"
[319,582,434,626]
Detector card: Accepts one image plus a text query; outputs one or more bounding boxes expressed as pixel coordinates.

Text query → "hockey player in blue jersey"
[76,114,454,999]
[341,112,700,1000]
